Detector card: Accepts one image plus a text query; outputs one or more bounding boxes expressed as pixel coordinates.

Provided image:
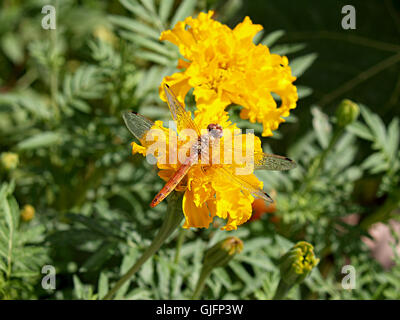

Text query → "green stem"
[50,0,60,121]
[191,268,211,300]
[272,280,293,300]
[173,228,187,264]
[317,128,343,170]
[301,127,343,194]
[103,192,183,300]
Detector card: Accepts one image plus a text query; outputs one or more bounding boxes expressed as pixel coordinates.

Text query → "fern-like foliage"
[0,182,48,299]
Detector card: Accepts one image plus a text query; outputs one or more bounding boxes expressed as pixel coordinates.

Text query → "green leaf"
[98,272,109,299]
[120,0,153,23]
[370,161,390,174]
[135,50,171,65]
[159,0,174,23]
[261,30,285,47]
[241,238,271,253]
[16,132,62,150]
[120,32,175,57]
[156,257,171,299]
[311,106,332,148]
[126,287,152,299]
[297,86,313,99]
[138,256,154,285]
[140,0,156,14]
[69,99,91,113]
[290,53,318,78]
[347,121,374,141]
[108,15,159,40]
[229,261,254,285]
[1,33,24,64]
[218,0,244,23]
[387,117,399,162]
[73,275,84,299]
[361,152,386,172]
[171,0,196,28]
[0,196,16,278]
[212,268,232,290]
[271,43,306,55]
[360,105,386,148]
[80,241,118,272]
[236,255,275,271]
[252,30,265,44]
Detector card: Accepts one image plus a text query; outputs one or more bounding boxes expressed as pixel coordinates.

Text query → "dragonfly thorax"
[207,123,223,139]
[192,123,223,157]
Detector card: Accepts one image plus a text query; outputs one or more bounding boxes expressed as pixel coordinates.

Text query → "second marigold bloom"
[159,11,298,137]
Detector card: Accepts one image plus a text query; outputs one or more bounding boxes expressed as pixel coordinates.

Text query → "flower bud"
[273,241,319,299]
[0,152,19,171]
[192,237,243,299]
[204,236,243,270]
[336,99,360,128]
[279,241,319,286]
[21,204,35,222]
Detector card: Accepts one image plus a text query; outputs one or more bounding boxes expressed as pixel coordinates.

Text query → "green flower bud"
[279,241,319,286]
[273,241,319,299]
[203,236,243,271]
[192,237,243,299]
[336,99,360,128]
[0,152,19,171]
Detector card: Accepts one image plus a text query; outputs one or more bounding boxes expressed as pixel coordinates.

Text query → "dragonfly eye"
[207,123,223,139]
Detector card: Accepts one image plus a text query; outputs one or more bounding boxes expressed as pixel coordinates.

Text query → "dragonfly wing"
[223,144,297,171]
[254,152,297,171]
[163,84,201,136]
[218,167,273,203]
[122,111,154,143]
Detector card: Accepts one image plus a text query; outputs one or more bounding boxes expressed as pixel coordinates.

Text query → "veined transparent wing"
[122,111,154,143]
[163,84,201,136]
[253,152,297,171]
[218,166,273,203]
[221,145,297,171]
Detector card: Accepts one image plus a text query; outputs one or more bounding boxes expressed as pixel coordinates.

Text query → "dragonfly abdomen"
[150,160,193,208]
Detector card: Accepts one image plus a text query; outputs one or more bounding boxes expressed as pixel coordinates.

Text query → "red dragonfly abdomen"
[150,158,194,208]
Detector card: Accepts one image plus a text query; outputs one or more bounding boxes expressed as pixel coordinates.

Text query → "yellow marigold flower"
[130,112,264,231]
[21,204,35,222]
[159,11,298,137]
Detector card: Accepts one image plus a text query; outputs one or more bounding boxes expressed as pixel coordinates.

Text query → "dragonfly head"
[207,123,223,139]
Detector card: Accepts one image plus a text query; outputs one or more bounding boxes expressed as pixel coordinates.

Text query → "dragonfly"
[122,84,297,208]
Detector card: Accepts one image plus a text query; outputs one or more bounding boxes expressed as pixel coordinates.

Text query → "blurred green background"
[0,0,399,300]
[240,0,400,152]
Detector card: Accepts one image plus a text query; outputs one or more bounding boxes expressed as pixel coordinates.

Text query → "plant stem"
[103,192,183,300]
[272,280,292,300]
[173,228,187,264]
[50,0,60,121]
[301,127,343,194]
[191,268,211,300]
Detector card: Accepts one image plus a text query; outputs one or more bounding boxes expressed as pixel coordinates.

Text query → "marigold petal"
[159,73,191,106]
[131,142,147,156]
[232,16,262,43]
[182,189,213,228]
